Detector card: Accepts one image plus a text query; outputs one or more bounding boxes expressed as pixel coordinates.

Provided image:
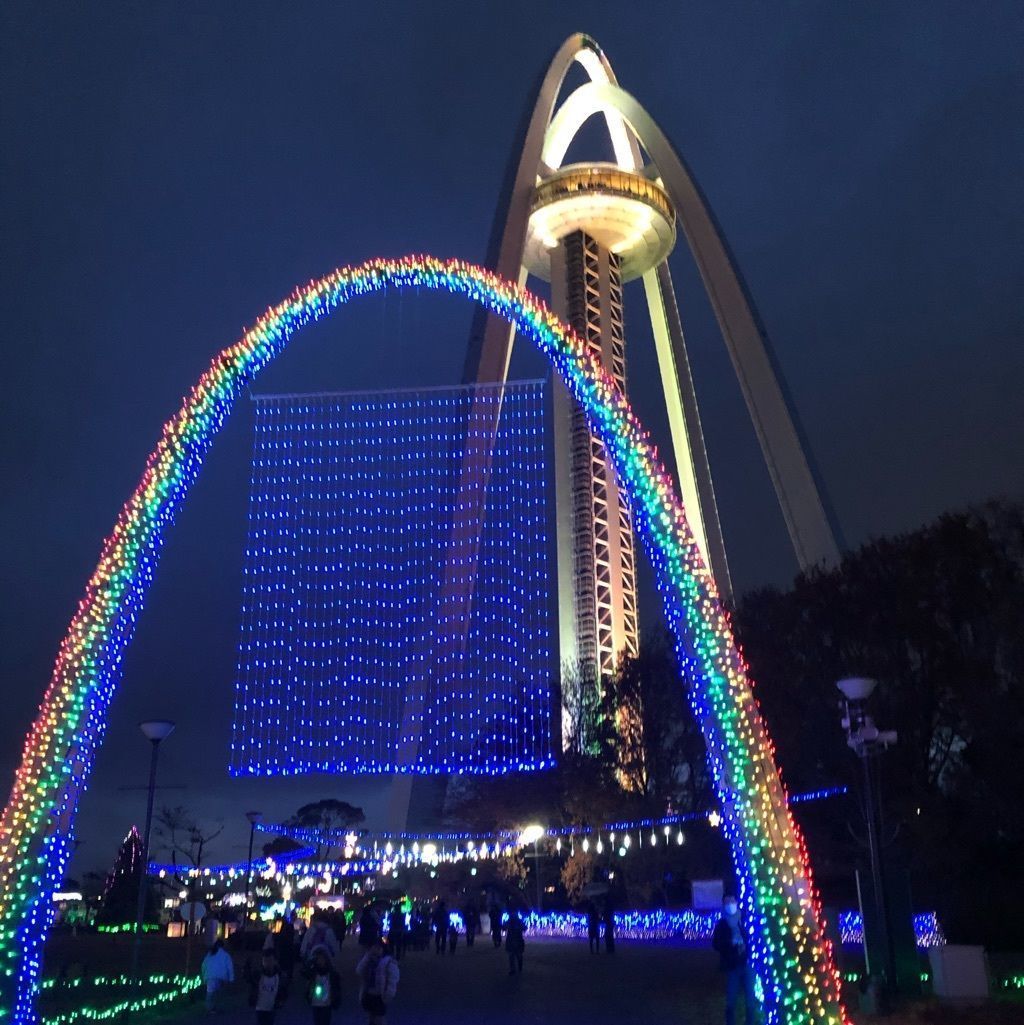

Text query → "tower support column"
[552,230,639,745]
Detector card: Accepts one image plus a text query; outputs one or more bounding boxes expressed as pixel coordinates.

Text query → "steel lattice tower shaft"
[551,230,639,693]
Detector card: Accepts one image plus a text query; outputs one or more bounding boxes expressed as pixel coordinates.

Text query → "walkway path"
[174,937,727,1025]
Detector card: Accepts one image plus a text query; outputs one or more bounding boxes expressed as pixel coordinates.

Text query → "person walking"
[462,900,480,947]
[273,915,297,984]
[488,899,503,948]
[447,915,459,954]
[329,909,348,950]
[431,900,449,954]
[304,945,342,1025]
[359,905,381,949]
[504,910,525,975]
[356,938,399,1025]
[301,912,341,968]
[712,894,759,1025]
[586,901,601,954]
[410,907,428,952]
[248,950,287,1025]
[603,900,616,954]
[201,939,234,1012]
[387,906,407,960]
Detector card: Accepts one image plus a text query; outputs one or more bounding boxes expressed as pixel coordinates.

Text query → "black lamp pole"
[244,811,263,923]
[837,678,899,997]
[131,720,175,978]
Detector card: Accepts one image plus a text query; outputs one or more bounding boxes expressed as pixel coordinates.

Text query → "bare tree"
[154,805,225,892]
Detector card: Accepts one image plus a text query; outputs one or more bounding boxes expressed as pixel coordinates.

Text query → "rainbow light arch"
[0,256,847,1024]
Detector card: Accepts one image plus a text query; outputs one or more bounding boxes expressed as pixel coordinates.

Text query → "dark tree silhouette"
[734,500,1024,948]
[286,799,365,858]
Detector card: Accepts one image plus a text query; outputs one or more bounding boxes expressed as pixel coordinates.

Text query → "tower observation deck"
[463,34,842,754]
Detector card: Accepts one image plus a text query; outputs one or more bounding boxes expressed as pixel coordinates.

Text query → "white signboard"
[178,901,206,922]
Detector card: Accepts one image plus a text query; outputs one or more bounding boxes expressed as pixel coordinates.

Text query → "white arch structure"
[464,33,842,593]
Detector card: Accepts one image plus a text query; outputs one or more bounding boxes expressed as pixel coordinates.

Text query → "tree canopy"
[734,500,1024,947]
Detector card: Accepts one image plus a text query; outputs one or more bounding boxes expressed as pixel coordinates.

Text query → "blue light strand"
[518,909,944,948]
[255,785,849,846]
[147,845,317,877]
[230,381,553,776]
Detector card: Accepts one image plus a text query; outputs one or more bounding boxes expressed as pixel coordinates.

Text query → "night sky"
[2,2,1022,879]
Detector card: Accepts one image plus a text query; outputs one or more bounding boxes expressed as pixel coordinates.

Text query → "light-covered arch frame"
[0,257,845,1023]
[464,33,842,594]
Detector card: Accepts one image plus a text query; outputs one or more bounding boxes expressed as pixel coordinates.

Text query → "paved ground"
[167,937,730,1025]
[41,933,1024,1024]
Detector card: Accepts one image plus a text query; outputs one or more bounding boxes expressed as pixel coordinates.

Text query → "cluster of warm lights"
[0,256,846,1023]
[145,785,845,887]
[256,784,847,861]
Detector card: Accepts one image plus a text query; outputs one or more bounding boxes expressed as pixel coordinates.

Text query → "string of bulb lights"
[0,257,847,1023]
[253,784,849,851]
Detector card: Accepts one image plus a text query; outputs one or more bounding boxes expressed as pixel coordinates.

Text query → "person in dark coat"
[504,909,525,975]
[431,900,449,954]
[330,909,348,949]
[586,901,601,954]
[273,915,297,982]
[712,894,759,1025]
[603,899,616,954]
[488,899,503,948]
[358,906,381,949]
[387,906,407,961]
[462,900,480,947]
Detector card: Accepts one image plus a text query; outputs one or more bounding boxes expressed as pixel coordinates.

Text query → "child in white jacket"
[201,939,235,1011]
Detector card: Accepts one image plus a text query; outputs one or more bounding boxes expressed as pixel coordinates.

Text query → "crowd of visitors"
[199,895,528,1024]
[200,892,755,1024]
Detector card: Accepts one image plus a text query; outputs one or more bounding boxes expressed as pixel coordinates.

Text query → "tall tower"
[522,167,676,708]
[463,34,843,747]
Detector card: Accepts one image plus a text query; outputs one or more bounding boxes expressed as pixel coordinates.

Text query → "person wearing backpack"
[301,912,341,968]
[356,938,399,1025]
[304,945,342,1025]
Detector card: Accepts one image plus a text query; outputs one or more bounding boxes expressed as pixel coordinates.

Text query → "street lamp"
[519,824,545,913]
[244,810,263,921]
[836,677,898,997]
[132,719,175,977]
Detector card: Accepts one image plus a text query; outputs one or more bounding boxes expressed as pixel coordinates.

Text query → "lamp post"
[131,719,175,978]
[244,810,263,923]
[837,677,899,998]
[519,824,545,914]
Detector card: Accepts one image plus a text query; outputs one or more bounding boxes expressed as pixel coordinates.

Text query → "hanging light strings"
[149,785,847,881]
[253,784,849,849]
[231,382,552,776]
[0,257,846,1024]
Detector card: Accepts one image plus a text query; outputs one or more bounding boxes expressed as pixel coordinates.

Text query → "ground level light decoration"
[0,256,848,1023]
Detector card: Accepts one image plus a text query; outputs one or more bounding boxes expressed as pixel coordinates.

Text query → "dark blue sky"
[2,2,1022,876]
